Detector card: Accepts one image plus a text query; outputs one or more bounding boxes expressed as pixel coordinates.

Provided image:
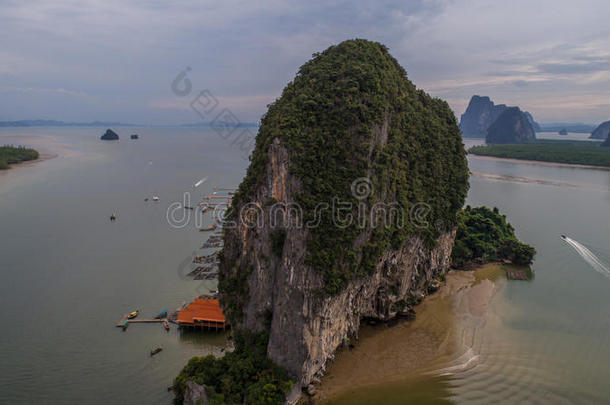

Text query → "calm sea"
[1,129,609,403]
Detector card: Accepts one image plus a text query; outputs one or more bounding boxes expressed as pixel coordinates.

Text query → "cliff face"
[590,121,610,140]
[219,39,469,385]
[524,111,541,132]
[486,107,536,144]
[221,138,457,383]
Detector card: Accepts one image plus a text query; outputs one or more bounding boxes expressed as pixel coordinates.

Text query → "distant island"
[558,128,568,135]
[486,107,536,144]
[0,145,40,169]
[469,140,610,168]
[100,129,119,141]
[459,95,540,137]
[602,136,610,147]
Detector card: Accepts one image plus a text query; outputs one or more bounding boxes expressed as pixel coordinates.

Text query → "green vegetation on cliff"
[224,39,469,297]
[0,145,39,169]
[173,332,292,405]
[469,140,610,167]
[452,206,536,268]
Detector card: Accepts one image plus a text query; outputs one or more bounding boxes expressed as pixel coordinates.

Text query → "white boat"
[152,196,159,201]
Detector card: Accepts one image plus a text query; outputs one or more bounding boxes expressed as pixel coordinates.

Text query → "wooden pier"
[126,319,165,324]
[506,269,529,280]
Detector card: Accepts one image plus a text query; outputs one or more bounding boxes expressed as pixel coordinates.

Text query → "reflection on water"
[178,329,229,347]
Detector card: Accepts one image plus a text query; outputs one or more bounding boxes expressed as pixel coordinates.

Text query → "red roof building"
[177,298,227,329]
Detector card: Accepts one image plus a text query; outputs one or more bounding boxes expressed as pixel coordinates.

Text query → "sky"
[1,0,610,125]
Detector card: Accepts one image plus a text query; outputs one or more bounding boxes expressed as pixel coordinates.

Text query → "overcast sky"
[2,0,610,125]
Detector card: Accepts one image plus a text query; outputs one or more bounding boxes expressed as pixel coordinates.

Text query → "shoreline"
[312,263,510,404]
[468,153,610,171]
[0,152,57,171]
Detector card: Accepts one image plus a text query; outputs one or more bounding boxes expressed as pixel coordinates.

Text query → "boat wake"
[430,348,480,376]
[562,236,610,278]
[193,176,208,188]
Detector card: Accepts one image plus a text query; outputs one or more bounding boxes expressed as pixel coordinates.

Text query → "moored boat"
[154,310,168,319]
[127,310,139,319]
[150,347,163,356]
[163,320,170,331]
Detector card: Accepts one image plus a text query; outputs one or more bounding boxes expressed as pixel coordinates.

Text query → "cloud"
[537,60,610,75]
[1,0,610,123]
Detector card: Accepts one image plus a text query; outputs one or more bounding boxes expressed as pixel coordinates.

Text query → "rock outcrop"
[486,107,536,144]
[100,129,119,140]
[219,40,469,385]
[590,121,610,140]
[183,381,208,405]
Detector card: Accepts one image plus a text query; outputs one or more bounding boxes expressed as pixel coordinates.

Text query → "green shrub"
[173,332,292,405]
[452,206,535,267]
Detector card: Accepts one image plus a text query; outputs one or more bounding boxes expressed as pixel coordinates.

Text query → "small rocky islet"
[100,129,119,141]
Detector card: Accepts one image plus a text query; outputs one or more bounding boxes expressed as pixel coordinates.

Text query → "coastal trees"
[173,332,292,405]
[0,145,39,169]
[451,206,536,267]
[468,141,610,167]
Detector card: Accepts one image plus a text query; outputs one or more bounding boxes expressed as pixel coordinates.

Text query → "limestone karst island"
[2,3,610,405]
